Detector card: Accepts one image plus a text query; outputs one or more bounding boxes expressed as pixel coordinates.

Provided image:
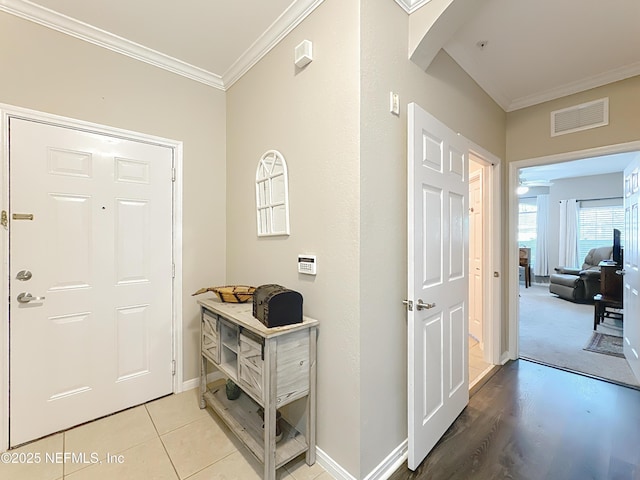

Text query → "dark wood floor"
[389,360,640,480]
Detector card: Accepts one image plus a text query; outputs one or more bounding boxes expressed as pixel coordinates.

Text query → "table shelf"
[203,385,308,468]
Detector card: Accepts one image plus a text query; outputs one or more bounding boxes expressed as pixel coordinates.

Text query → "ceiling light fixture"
[517,173,530,195]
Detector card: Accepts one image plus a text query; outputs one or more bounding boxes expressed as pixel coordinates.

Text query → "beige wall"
[0,12,227,383]
[1,3,511,477]
[507,76,640,162]
[226,0,505,475]
[506,76,640,358]
[359,1,505,476]
[225,0,362,475]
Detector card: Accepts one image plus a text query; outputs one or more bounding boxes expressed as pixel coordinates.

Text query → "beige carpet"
[518,284,639,388]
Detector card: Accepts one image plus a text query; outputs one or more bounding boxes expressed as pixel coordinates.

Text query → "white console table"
[198,298,318,480]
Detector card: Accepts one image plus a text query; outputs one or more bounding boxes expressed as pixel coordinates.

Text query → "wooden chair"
[519,247,531,288]
[593,294,623,330]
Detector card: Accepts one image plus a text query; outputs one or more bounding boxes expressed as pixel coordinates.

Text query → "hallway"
[389,360,640,480]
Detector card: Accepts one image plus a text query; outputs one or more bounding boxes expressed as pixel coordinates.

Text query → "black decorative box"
[252,284,303,328]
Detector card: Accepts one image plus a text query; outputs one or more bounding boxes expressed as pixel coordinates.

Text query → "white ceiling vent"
[551,98,609,137]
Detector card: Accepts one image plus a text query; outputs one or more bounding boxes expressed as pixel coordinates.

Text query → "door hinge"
[1,210,7,228]
[171,360,176,375]
[172,263,175,278]
[402,299,413,311]
[171,168,176,182]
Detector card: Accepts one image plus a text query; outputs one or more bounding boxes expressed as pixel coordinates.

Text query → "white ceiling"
[0,0,323,88]
[520,152,637,184]
[3,1,636,183]
[444,0,640,111]
[3,0,639,104]
[27,0,295,76]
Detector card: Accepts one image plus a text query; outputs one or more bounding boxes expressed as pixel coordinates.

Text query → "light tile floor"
[469,337,492,386]
[0,387,333,480]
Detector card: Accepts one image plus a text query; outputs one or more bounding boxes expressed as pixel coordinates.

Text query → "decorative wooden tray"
[192,285,256,303]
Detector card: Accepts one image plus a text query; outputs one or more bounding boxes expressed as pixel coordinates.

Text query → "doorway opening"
[467,151,501,389]
[508,142,640,388]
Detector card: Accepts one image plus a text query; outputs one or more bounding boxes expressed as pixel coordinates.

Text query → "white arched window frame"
[255,150,290,236]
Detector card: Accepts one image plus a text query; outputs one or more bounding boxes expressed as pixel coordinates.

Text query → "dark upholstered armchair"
[548,246,613,302]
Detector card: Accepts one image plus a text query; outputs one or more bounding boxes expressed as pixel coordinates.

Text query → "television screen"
[613,228,622,265]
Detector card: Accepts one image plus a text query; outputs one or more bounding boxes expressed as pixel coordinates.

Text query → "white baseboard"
[182,371,224,392]
[363,440,408,480]
[316,440,407,480]
[316,446,357,480]
[184,375,406,480]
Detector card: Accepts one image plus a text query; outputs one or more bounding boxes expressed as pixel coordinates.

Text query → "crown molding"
[0,0,216,90]
[222,0,325,89]
[394,0,433,14]
[507,61,640,112]
[0,0,326,91]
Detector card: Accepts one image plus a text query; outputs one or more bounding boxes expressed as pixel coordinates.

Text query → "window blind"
[518,198,537,267]
[578,205,624,261]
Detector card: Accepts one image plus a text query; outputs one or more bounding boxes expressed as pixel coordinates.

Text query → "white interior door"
[407,103,469,470]
[9,118,174,446]
[469,168,483,344]
[623,155,640,381]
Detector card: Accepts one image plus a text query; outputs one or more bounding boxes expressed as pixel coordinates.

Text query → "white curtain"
[558,199,579,268]
[534,194,549,276]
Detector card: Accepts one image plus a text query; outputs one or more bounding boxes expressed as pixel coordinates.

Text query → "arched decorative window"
[255,150,290,236]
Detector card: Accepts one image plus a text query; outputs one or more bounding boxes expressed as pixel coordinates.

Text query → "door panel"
[469,169,483,343]
[449,304,465,392]
[116,198,150,284]
[423,186,442,286]
[449,192,464,279]
[422,313,443,422]
[9,118,174,446]
[116,305,150,381]
[624,157,640,381]
[408,103,469,470]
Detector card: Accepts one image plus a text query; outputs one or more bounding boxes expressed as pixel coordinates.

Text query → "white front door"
[9,118,174,446]
[407,103,469,470]
[623,155,640,381]
[469,168,483,344]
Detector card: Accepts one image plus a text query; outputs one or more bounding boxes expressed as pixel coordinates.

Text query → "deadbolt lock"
[16,270,33,281]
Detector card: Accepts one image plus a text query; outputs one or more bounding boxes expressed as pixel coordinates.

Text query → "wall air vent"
[551,98,609,137]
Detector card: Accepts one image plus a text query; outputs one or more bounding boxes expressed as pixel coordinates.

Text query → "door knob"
[416,299,436,310]
[616,270,626,276]
[17,292,45,304]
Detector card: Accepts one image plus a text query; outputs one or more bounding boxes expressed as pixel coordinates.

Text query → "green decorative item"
[225,379,241,400]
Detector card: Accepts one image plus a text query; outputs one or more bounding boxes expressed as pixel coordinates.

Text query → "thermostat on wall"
[298,254,317,275]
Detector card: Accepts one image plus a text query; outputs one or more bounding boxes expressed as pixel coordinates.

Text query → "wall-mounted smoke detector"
[551,98,609,137]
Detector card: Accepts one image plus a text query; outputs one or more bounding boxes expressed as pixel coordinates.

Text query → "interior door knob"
[17,292,45,303]
[416,299,436,310]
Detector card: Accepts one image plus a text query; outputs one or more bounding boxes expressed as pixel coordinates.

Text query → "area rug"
[584,332,624,358]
